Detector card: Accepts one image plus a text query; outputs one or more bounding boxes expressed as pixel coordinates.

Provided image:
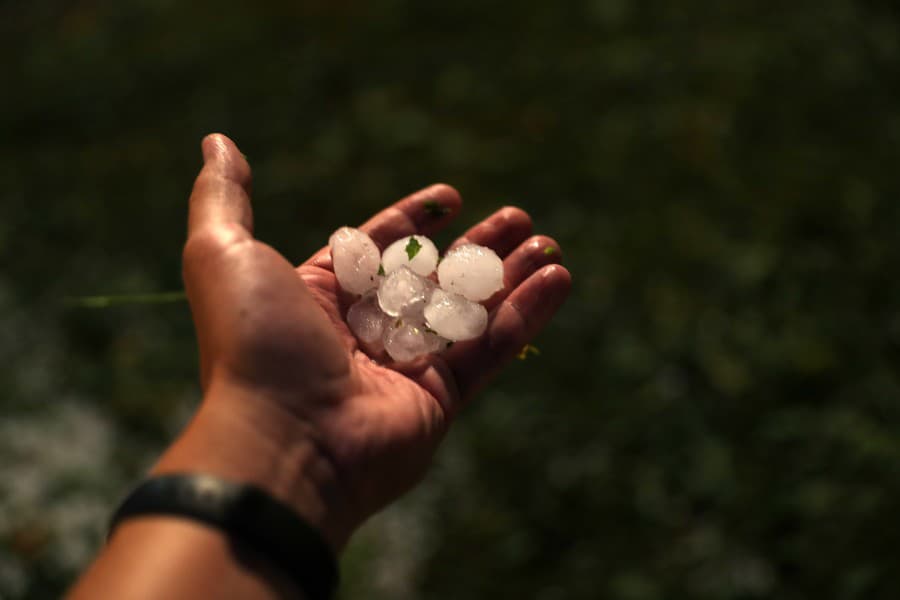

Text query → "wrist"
[151,379,356,552]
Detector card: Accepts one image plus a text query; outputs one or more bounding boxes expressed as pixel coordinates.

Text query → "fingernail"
[201,138,216,164]
[201,134,228,164]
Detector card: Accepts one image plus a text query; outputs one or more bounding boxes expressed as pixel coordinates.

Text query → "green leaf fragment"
[423,200,450,217]
[517,344,541,360]
[405,236,422,260]
[377,263,385,276]
[63,291,187,308]
[543,246,557,256]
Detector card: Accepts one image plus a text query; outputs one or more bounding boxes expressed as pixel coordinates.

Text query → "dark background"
[2,1,899,598]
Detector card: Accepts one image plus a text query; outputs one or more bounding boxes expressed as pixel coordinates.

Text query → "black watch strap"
[108,473,338,600]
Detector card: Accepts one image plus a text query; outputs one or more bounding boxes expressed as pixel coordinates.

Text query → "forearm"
[68,382,352,599]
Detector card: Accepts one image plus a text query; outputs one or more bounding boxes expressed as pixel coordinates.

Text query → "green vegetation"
[517,344,542,361]
[63,291,187,308]
[405,236,423,261]
[423,200,451,218]
[2,1,899,598]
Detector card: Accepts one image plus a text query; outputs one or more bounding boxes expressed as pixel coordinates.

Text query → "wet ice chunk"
[377,266,432,318]
[383,321,447,362]
[424,288,488,341]
[437,243,504,301]
[329,227,381,295]
[347,291,389,344]
[381,235,440,277]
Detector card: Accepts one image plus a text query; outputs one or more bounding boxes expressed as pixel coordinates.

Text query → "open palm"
[182,134,571,544]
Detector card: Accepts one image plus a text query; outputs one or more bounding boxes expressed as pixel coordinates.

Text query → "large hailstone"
[423,288,488,341]
[329,227,381,295]
[381,235,440,277]
[384,321,446,362]
[347,291,390,344]
[377,266,433,318]
[437,243,504,301]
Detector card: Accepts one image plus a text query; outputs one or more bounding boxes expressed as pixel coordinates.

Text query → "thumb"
[188,133,254,237]
[182,133,255,325]
[182,134,255,389]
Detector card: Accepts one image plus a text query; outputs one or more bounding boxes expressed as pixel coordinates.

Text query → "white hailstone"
[377,266,433,318]
[346,291,389,344]
[383,320,447,362]
[437,243,504,301]
[329,227,381,295]
[423,288,489,341]
[381,235,440,277]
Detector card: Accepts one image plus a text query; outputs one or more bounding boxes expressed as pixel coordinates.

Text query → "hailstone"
[437,243,504,301]
[381,235,440,276]
[423,288,488,341]
[329,227,381,295]
[377,266,433,318]
[347,291,390,344]
[383,321,447,362]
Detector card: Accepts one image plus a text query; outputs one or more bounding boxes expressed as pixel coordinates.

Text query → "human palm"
[183,134,571,539]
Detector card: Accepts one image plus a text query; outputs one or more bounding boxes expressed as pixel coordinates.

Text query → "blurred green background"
[2,1,900,598]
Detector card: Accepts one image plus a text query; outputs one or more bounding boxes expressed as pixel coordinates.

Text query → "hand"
[158,134,572,551]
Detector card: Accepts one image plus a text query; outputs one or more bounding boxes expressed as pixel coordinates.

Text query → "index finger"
[360,183,462,246]
[305,183,462,268]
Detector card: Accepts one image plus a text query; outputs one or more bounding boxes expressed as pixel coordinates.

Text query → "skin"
[68,134,571,599]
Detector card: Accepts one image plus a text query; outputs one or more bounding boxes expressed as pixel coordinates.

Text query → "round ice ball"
[381,235,439,277]
[383,321,447,362]
[437,243,504,301]
[377,266,433,318]
[329,227,381,295]
[423,288,489,341]
[347,291,390,344]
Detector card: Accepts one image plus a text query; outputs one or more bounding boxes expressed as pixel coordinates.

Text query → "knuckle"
[182,225,250,265]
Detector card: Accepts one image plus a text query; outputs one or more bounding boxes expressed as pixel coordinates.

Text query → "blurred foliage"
[2,0,900,598]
